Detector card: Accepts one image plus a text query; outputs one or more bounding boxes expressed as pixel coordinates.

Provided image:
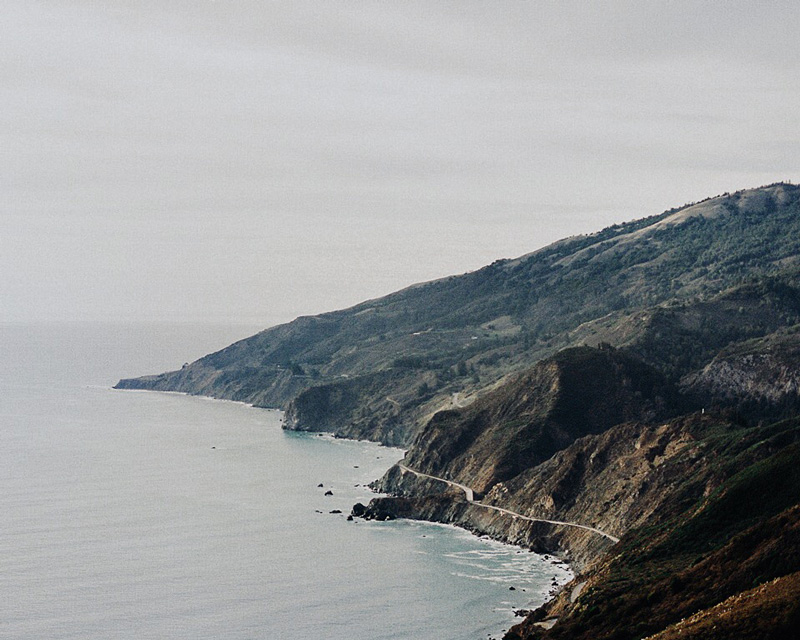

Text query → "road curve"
[396,463,620,543]
[398,463,475,501]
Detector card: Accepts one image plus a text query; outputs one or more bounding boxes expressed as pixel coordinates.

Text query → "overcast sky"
[3,1,799,326]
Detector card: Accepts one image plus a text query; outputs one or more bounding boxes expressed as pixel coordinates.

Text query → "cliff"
[388,346,686,495]
[682,327,800,417]
[505,424,800,639]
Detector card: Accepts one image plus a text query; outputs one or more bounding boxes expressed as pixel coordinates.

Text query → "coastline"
[116,386,582,626]
[116,385,573,533]
[364,463,616,574]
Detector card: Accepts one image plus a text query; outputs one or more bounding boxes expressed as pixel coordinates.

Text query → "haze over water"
[0,323,570,639]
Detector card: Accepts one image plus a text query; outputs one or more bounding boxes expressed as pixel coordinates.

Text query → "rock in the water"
[351,503,367,517]
[324,490,333,496]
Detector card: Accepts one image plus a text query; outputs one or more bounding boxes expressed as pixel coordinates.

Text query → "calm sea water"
[0,323,570,640]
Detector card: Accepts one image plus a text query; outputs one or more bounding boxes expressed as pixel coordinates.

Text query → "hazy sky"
[3,1,799,325]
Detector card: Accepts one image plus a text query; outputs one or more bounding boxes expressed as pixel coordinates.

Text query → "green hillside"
[117,183,800,445]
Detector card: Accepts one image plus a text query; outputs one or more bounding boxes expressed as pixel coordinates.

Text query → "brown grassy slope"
[506,436,800,640]
[645,572,800,640]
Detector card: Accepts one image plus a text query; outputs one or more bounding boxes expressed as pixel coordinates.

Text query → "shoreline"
[116,387,581,624]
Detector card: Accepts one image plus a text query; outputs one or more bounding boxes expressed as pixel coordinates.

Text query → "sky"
[3,1,799,326]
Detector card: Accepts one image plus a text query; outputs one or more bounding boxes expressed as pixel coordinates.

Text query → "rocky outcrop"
[682,328,800,415]
[388,346,687,496]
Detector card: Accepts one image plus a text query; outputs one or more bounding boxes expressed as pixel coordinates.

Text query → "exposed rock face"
[394,346,687,496]
[480,419,702,559]
[682,328,800,414]
[690,353,800,402]
[367,347,692,568]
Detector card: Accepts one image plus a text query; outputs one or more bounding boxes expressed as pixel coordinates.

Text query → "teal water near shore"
[0,323,570,639]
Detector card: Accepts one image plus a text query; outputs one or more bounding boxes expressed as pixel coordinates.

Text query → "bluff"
[388,346,687,496]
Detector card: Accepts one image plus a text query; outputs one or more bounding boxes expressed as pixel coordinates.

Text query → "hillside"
[396,346,688,495]
[367,355,800,638]
[504,425,800,640]
[117,182,800,639]
[117,182,800,446]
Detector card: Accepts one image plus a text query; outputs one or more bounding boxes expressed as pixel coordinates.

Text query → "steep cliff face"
[397,346,686,495]
[506,427,800,640]
[682,328,800,416]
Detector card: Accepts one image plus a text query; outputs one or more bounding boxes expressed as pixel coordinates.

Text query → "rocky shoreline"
[354,467,616,574]
[349,492,581,623]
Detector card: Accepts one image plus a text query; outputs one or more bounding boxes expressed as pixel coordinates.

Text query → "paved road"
[398,463,475,501]
[397,463,620,543]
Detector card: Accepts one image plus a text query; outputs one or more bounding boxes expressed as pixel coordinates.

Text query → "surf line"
[397,463,620,543]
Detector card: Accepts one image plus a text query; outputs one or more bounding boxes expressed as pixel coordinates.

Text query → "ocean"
[0,323,570,639]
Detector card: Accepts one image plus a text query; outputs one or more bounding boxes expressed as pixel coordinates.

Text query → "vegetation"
[117,182,800,639]
[117,183,800,447]
[508,419,800,640]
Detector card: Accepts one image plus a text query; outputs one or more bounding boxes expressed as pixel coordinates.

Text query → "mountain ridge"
[117,182,800,445]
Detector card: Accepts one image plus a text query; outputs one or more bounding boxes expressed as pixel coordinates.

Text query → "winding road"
[397,463,620,543]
